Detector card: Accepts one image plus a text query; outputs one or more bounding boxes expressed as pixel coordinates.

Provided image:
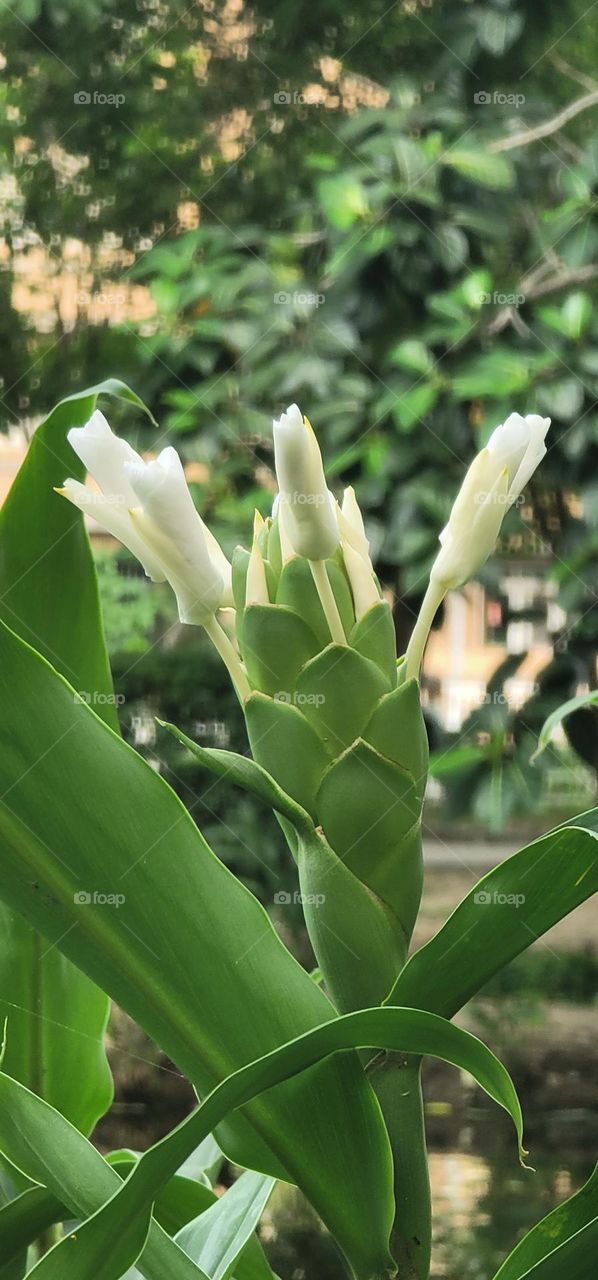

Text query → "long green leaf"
[0,1072,208,1280]
[0,617,395,1280]
[174,1171,275,1280]
[0,1186,65,1270]
[0,381,152,1135]
[531,689,598,762]
[493,1162,598,1279]
[389,825,598,1016]
[20,1005,525,1280]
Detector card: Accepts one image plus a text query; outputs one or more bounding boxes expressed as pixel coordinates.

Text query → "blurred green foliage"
[1,0,597,831]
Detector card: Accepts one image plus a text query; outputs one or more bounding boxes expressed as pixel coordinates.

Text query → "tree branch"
[489,90,598,153]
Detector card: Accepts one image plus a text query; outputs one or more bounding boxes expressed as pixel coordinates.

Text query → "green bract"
[233,532,428,1013]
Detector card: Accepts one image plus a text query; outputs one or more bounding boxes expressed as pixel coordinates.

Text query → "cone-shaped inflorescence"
[233,511,428,1013]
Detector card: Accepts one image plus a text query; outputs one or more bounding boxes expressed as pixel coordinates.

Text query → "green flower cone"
[233,526,428,1014]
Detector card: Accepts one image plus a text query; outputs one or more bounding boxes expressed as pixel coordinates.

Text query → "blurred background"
[1,1,597,1275]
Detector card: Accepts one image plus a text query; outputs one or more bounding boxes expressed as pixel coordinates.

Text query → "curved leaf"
[175,1171,275,1280]
[493,1162,598,1280]
[389,825,598,1016]
[0,1072,208,1280]
[0,617,395,1280]
[531,690,598,762]
[28,1005,524,1280]
[0,383,148,1134]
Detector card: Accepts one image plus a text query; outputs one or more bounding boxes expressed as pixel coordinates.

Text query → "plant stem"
[405,580,445,682]
[369,1053,431,1280]
[203,613,251,702]
[309,559,347,645]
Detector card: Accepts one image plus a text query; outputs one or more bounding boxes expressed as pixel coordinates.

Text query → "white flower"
[59,410,232,625]
[272,404,339,561]
[338,488,380,620]
[432,412,550,590]
[245,511,270,606]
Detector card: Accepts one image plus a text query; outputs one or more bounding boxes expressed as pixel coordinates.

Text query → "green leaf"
[442,147,515,190]
[158,721,314,838]
[175,1171,275,1280]
[388,340,434,375]
[0,618,395,1279]
[108,1155,217,1237]
[531,689,598,762]
[493,1162,598,1280]
[392,382,439,431]
[0,379,152,724]
[389,825,598,1016]
[33,1004,524,1280]
[0,1186,65,1272]
[0,1073,208,1280]
[0,382,148,1135]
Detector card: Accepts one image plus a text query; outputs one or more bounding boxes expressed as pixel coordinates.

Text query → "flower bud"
[273,404,339,561]
[125,447,224,624]
[432,412,550,590]
[246,511,270,606]
[59,411,230,625]
[337,493,380,620]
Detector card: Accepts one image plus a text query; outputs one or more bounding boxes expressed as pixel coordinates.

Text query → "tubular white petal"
[272,405,339,560]
[67,410,142,504]
[246,512,270,607]
[125,448,224,624]
[340,486,370,558]
[202,520,234,607]
[342,539,380,620]
[57,479,167,582]
[129,506,223,624]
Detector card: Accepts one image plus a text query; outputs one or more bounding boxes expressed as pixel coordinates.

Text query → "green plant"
[0,384,596,1279]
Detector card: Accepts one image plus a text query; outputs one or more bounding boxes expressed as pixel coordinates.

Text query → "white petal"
[67,410,142,504]
[125,447,224,623]
[342,539,380,620]
[58,479,166,581]
[341,486,370,558]
[272,408,339,560]
[246,513,270,606]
